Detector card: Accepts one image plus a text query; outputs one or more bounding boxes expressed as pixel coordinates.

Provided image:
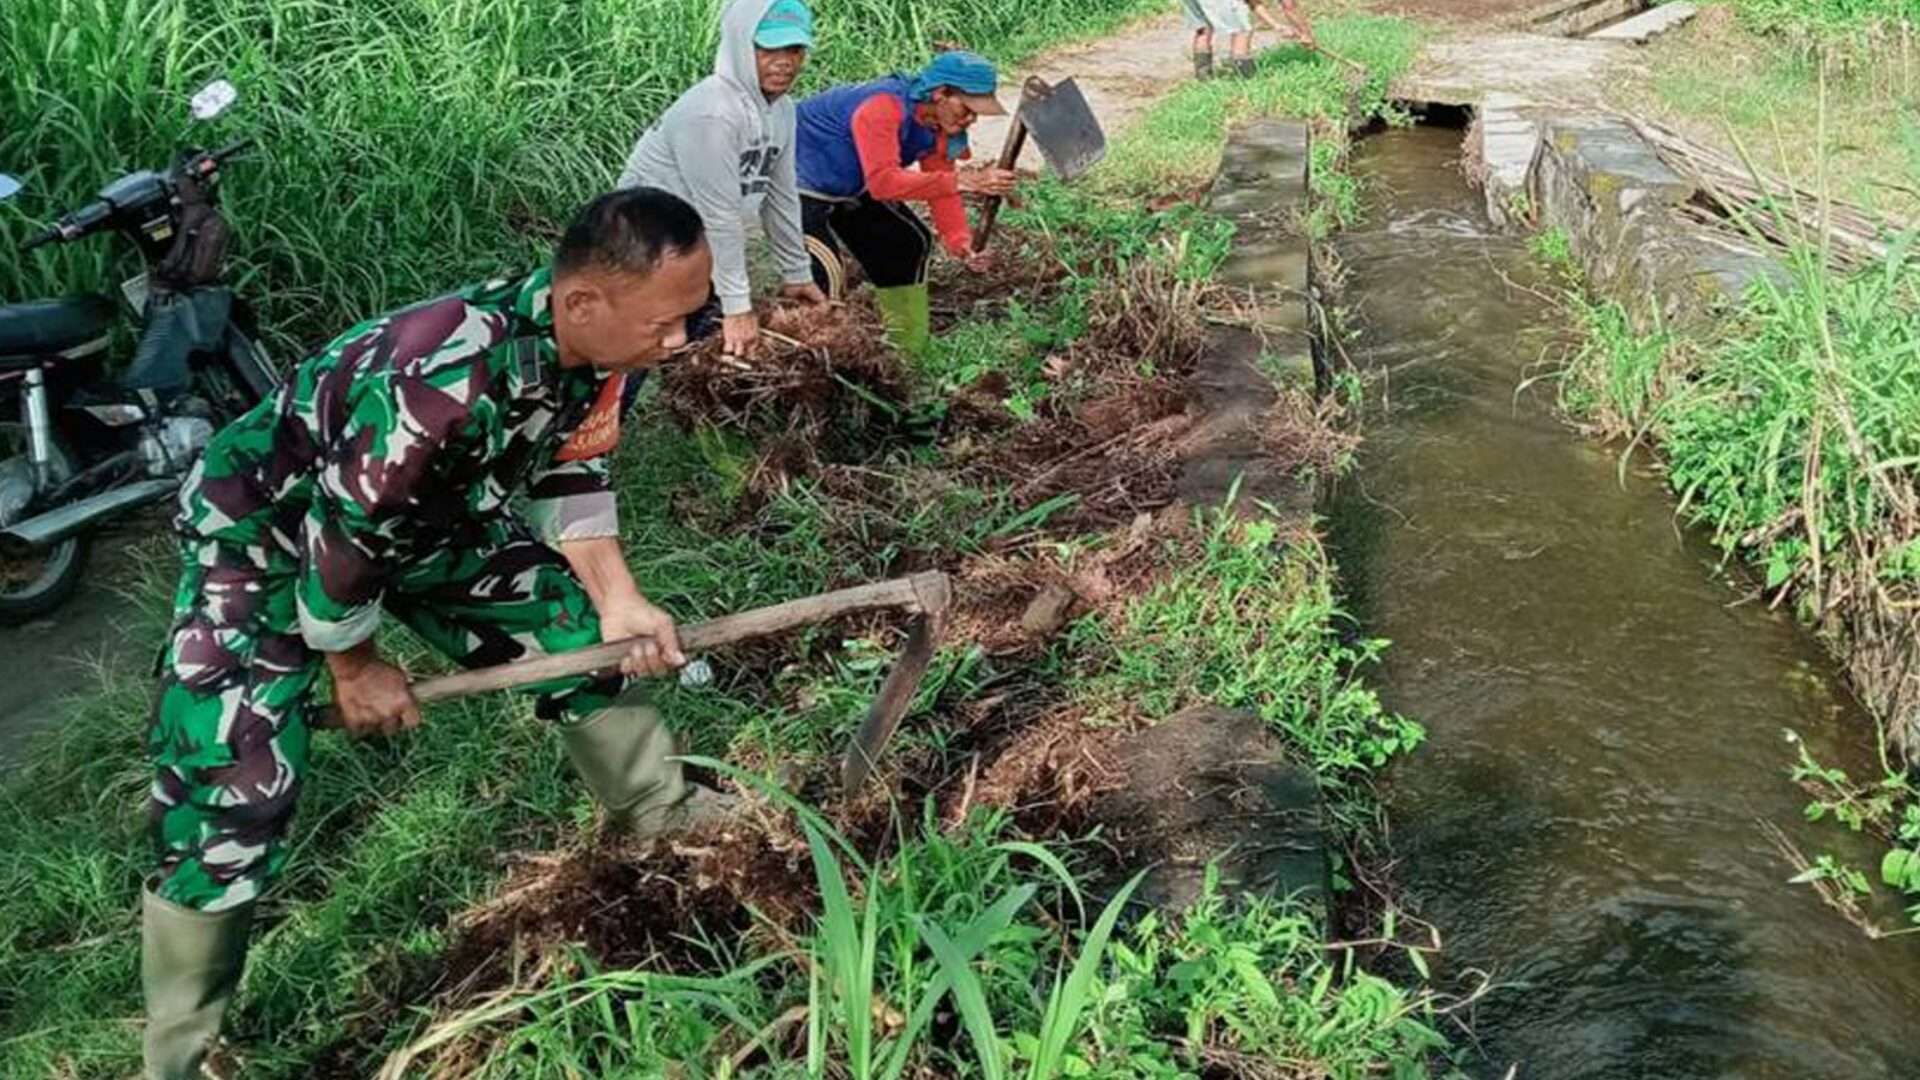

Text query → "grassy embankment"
[1562,0,1920,935]
[1613,0,1919,221]
[0,4,1453,1076]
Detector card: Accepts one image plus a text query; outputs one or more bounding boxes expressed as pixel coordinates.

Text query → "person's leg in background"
[822,195,933,359]
[1222,0,1258,76]
[1230,29,1256,75]
[144,539,320,1079]
[1182,0,1217,79]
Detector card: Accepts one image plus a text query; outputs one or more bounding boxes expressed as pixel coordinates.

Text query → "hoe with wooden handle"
[314,571,952,793]
[972,75,1107,254]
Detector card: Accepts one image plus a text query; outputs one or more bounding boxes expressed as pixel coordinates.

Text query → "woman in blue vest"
[794,50,1018,358]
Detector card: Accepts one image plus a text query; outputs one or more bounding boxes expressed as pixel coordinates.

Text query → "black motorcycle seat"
[0,294,117,365]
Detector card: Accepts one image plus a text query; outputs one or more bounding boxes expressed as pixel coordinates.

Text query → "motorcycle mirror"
[189,80,238,121]
[0,175,19,202]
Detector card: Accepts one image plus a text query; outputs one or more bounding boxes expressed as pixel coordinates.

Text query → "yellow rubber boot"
[873,283,931,361]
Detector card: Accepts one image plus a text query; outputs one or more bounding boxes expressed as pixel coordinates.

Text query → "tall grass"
[1732,0,1919,35]
[0,0,1162,356]
[1560,240,1920,739]
[385,802,1449,1077]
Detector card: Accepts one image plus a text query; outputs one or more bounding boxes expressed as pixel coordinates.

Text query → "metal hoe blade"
[840,573,952,792]
[1018,76,1106,181]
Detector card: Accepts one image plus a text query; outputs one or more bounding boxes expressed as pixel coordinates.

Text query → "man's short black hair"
[554,187,706,279]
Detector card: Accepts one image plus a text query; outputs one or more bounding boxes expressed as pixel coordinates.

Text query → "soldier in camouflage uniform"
[141,188,722,1080]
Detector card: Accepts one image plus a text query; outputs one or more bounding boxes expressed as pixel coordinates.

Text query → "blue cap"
[910,50,1007,113]
[754,0,814,49]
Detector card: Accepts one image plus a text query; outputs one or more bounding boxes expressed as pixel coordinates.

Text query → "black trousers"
[801,193,933,298]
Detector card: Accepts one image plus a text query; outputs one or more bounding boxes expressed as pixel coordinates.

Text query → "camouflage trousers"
[147,519,625,911]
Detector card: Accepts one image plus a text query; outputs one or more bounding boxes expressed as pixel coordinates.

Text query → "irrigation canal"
[1326,123,1920,1079]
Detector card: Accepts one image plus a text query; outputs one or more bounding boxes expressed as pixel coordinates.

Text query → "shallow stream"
[1328,124,1920,1079]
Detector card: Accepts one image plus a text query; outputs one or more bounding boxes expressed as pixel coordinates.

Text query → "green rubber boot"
[1192,51,1215,80]
[561,688,739,837]
[142,889,252,1080]
[873,283,931,361]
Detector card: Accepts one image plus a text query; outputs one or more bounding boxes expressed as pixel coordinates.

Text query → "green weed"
[1786,726,1920,929]
[1087,870,1452,1075]
[1072,504,1425,834]
[1554,294,1674,436]
[1730,0,1920,37]
[1527,226,1576,276]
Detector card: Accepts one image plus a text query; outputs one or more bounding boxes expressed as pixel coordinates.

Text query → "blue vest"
[795,76,939,199]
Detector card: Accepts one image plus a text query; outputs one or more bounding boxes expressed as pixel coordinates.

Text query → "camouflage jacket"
[178,267,628,653]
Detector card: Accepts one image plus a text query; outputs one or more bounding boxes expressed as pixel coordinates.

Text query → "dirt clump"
[972,385,1197,529]
[1262,388,1358,478]
[928,224,1068,327]
[953,259,1213,529]
[1089,706,1329,914]
[943,370,1021,434]
[947,507,1193,657]
[947,706,1129,837]
[438,815,813,995]
[657,299,908,436]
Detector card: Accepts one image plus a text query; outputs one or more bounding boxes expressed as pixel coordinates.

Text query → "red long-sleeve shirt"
[848,94,973,257]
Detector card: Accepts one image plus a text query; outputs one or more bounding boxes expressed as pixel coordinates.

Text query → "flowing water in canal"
[1327,125,1920,1079]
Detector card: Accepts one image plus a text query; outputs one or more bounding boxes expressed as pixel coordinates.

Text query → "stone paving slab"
[1397,32,1636,109]
[1589,2,1698,43]
[1179,119,1317,517]
[1534,112,1784,330]
[1091,705,1328,916]
[1478,91,1544,228]
[1524,0,1646,37]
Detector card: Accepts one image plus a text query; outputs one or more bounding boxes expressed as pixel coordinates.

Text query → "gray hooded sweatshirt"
[617,0,812,316]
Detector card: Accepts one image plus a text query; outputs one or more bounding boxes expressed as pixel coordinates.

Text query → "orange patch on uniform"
[554,374,626,462]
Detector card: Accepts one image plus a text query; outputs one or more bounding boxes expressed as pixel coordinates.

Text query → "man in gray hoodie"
[617,0,826,358]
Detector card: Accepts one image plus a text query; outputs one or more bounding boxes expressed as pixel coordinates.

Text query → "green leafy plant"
[1527,226,1576,274]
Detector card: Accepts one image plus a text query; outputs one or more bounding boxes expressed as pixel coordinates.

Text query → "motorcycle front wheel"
[0,425,90,624]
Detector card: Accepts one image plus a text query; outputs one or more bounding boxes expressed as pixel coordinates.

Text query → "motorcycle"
[0,80,279,622]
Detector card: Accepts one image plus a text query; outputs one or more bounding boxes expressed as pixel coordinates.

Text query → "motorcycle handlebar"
[18,140,255,250]
[19,226,60,252]
[195,139,256,176]
[17,200,103,251]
